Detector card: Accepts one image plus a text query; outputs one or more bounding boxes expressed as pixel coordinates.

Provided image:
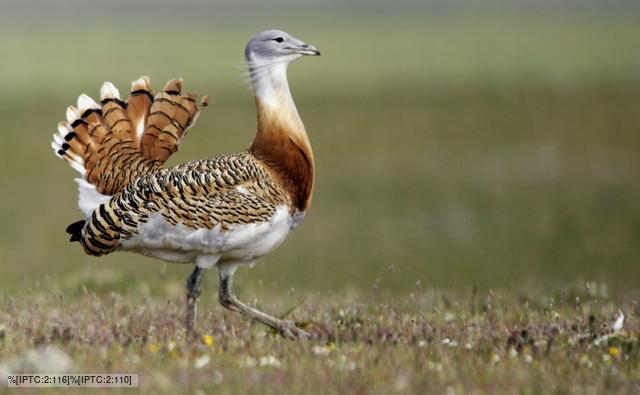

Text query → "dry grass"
[0,285,638,394]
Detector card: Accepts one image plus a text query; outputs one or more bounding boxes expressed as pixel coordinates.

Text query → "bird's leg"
[217,265,312,340]
[186,266,205,334]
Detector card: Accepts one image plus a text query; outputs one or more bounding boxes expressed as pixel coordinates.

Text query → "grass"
[0,284,639,394]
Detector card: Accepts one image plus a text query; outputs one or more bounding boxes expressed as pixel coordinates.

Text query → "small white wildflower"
[594,334,611,346]
[417,340,427,348]
[524,354,533,364]
[442,338,457,347]
[20,346,75,373]
[509,348,518,358]
[194,355,210,369]
[312,345,332,357]
[259,356,282,368]
[444,312,456,322]
[465,342,473,350]
[602,354,611,363]
[491,353,501,363]
[612,310,625,333]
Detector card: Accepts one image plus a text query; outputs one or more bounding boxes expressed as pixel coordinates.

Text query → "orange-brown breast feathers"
[52,76,209,195]
[249,98,314,212]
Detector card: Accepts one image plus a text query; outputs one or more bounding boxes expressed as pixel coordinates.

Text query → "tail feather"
[77,94,100,117]
[52,118,89,176]
[100,81,133,139]
[142,79,209,161]
[127,76,153,142]
[141,79,183,160]
[51,76,208,215]
[66,219,85,242]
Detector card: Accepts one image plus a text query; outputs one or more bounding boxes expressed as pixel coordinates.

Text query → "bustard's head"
[245,30,320,66]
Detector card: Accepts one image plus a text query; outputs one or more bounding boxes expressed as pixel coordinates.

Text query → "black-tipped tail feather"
[66,220,85,242]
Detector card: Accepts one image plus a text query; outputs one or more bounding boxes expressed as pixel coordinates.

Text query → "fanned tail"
[51,76,209,218]
[142,79,209,161]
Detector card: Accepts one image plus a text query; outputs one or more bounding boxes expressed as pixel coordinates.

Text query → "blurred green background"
[1,1,639,297]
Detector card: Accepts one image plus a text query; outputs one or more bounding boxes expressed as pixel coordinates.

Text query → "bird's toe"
[280,323,315,340]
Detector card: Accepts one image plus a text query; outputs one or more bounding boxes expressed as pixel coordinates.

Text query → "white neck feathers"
[248,61,305,134]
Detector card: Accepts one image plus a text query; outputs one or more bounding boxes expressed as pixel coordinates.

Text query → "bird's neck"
[248,62,315,213]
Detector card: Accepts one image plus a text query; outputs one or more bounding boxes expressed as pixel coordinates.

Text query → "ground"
[0,285,638,394]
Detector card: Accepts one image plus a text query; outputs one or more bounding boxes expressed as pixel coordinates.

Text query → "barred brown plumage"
[51,29,321,339]
[79,152,290,256]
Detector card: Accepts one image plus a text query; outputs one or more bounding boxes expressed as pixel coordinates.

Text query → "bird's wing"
[76,154,291,257]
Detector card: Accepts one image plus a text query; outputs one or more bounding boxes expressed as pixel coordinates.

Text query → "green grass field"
[0,3,639,393]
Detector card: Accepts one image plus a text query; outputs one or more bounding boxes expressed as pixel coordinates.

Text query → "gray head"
[245,30,320,65]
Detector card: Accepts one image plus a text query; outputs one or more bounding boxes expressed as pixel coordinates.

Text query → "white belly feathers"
[120,205,293,267]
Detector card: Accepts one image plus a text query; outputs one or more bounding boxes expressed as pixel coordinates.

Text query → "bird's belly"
[120,205,293,264]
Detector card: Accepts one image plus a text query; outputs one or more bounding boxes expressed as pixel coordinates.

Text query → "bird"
[50,30,321,339]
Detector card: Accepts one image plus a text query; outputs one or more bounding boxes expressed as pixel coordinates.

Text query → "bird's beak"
[295,43,321,56]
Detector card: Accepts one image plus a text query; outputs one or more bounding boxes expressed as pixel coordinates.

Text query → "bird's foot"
[278,322,315,340]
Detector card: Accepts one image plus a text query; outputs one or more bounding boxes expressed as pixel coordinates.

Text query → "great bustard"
[51,30,320,339]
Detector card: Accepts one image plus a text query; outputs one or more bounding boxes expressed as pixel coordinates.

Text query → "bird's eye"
[273,36,284,43]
